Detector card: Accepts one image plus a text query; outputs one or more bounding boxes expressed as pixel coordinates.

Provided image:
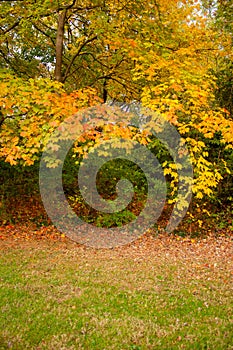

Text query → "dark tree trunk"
[103,79,108,103]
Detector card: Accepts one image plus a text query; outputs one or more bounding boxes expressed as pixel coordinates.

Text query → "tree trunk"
[0,109,4,128]
[54,10,67,82]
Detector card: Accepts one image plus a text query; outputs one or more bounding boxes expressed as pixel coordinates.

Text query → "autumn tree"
[0,0,232,217]
[201,0,233,116]
[0,0,142,101]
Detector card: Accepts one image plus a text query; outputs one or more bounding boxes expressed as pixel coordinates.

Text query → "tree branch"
[62,35,97,82]
[1,20,20,34]
[32,22,56,46]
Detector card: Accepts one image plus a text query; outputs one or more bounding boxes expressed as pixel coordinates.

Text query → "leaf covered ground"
[0,224,232,349]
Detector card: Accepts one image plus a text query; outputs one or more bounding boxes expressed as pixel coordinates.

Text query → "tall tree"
[0,0,143,101]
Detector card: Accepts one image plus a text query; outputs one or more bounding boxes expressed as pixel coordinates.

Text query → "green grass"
[0,242,232,349]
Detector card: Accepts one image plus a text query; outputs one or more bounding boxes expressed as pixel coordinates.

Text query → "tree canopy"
[0,0,232,208]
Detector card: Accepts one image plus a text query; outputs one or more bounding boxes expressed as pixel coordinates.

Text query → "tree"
[0,0,232,207]
[201,0,233,115]
[0,0,141,101]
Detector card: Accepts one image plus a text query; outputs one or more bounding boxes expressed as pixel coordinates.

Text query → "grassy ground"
[0,230,232,349]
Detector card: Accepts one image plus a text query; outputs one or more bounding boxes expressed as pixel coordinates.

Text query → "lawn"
[0,230,232,349]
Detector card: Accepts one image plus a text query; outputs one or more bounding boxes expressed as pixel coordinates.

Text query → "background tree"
[201,0,233,115]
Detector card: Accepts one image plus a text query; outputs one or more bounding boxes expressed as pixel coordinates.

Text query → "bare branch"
[1,20,20,34]
[32,22,56,46]
[62,35,97,82]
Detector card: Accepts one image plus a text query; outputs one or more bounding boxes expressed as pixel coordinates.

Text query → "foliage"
[0,0,141,100]
[0,70,99,165]
[0,0,232,226]
[201,0,233,115]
